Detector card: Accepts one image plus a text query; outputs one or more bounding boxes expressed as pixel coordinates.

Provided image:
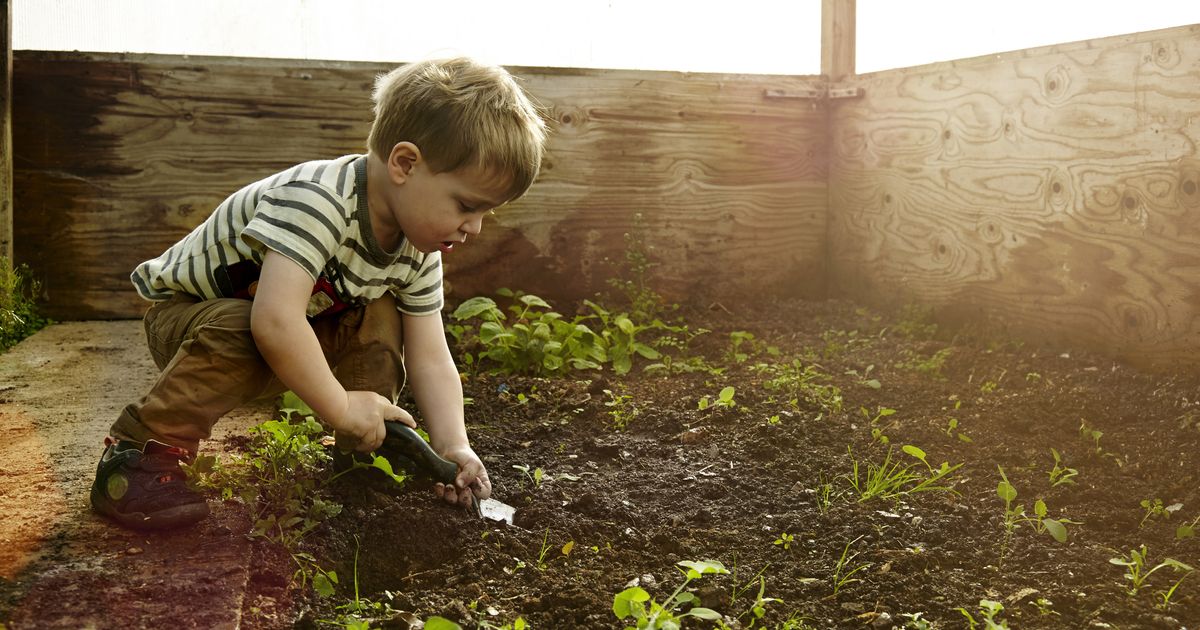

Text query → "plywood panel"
[829,25,1200,367]
[12,52,827,319]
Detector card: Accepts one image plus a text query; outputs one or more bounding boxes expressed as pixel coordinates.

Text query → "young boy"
[90,57,548,530]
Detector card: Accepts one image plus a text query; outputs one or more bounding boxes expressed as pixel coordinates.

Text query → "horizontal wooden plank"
[829,24,1200,368]
[12,52,827,319]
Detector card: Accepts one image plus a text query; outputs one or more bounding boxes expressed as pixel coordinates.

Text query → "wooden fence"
[12,53,827,319]
[828,24,1200,368]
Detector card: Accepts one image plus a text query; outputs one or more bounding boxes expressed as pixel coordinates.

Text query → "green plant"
[772,532,794,550]
[1177,514,1199,539]
[512,463,544,489]
[831,535,869,595]
[943,416,972,443]
[727,330,757,363]
[995,466,1072,563]
[1048,448,1078,487]
[183,393,408,595]
[0,259,51,352]
[1139,498,1182,528]
[606,212,668,323]
[1079,419,1104,454]
[1025,371,1042,383]
[843,364,881,389]
[897,347,953,380]
[815,474,836,515]
[604,387,639,430]
[848,445,961,503]
[862,406,896,445]
[698,386,736,410]
[758,359,843,413]
[451,291,607,376]
[318,535,405,628]
[612,560,728,629]
[898,612,933,629]
[1109,545,1193,597]
[892,304,938,339]
[955,599,1008,629]
[1030,597,1059,616]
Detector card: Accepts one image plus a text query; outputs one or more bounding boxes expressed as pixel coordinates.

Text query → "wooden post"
[822,0,856,82]
[1,0,11,266]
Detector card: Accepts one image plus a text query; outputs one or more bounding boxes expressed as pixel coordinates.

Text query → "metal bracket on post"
[763,84,864,101]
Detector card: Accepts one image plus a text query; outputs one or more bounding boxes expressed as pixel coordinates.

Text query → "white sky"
[12,0,1200,75]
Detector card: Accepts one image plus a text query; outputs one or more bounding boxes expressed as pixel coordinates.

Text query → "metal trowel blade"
[479,498,516,525]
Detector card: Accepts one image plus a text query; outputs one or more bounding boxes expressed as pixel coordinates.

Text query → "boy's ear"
[387,142,422,183]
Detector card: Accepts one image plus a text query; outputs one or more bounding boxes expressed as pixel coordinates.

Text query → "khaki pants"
[110,293,405,452]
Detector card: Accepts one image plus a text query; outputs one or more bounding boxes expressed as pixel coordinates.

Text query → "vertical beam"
[821,0,856,81]
[0,0,11,265]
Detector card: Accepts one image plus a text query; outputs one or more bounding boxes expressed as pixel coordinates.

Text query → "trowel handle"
[382,423,458,485]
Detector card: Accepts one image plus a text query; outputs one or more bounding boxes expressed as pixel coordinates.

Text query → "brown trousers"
[110,292,405,452]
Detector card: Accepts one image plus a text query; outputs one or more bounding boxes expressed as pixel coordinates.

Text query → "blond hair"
[368,57,548,202]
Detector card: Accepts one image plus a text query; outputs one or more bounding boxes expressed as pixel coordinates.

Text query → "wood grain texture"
[829,25,1200,368]
[822,0,856,81]
[12,52,827,319]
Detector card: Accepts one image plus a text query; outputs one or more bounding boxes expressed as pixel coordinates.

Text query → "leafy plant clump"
[613,560,729,629]
[449,290,691,377]
[184,392,406,595]
[848,444,961,503]
[0,259,51,352]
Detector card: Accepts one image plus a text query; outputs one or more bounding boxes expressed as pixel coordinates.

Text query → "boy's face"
[385,148,511,255]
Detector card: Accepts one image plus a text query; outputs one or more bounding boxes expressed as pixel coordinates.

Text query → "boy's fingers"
[388,406,417,428]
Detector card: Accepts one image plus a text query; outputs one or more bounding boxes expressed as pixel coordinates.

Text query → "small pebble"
[126,547,143,555]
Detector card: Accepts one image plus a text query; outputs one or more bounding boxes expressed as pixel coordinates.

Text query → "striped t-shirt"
[131,154,444,316]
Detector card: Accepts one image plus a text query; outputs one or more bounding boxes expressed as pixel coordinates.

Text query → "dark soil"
[257,299,1200,629]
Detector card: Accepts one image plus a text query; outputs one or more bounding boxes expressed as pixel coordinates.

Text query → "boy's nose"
[462,215,484,236]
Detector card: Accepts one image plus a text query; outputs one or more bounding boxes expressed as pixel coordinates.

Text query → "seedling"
[943,417,972,443]
[955,599,1008,629]
[698,386,736,410]
[759,359,843,413]
[995,466,1072,563]
[1047,448,1078,487]
[604,387,639,431]
[1025,371,1042,383]
[831,535,869,595]
[1079,419,1104,454]
[1109,545,1194,597]
[773,532,794,550]
[1177,514,1200,539]
[612,560,729,629]
[898,612,933,629]
[897,347,952,380]
[726,330,757,363]
[1030,598,1059,616]
[1139,498,1182,528]
[512,463,544,488]
[844,364,881,389]
[848,445,961,502]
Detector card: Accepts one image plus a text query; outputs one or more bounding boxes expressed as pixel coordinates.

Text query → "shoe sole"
[92,500,211,530]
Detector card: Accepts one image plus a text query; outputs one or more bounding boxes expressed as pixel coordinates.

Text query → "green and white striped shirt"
[131,154,443,316]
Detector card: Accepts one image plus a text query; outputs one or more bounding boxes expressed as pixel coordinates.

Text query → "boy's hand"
[433,446,491,510]
[333,391,416,452]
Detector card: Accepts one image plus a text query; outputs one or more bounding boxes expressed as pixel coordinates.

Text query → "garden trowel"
[381,422,516,525]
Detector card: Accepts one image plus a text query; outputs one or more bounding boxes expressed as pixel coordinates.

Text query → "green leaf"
[633,343,661,360]
[997,480,1017,502]
[519,294,551,309]
[616,315,636,335]
[480,321,505,344]
[1034,499,1048,518]
[452,296,499,321]
[687,607,723,620]
[1042,518,1068,543]
[612,587,650,618]
[677,559,728,576]
[863,379,882,389]
[313,572,336,597]
[424,616,464,630]
[1177,524,1196,540]
[901,445,927,463]
[718,387,735,402]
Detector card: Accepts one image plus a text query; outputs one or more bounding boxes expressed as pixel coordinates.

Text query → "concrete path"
[0,321,273,629]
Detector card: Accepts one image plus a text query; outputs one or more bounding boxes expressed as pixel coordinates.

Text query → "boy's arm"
[252,251,415,451]
[402,311,492,505]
